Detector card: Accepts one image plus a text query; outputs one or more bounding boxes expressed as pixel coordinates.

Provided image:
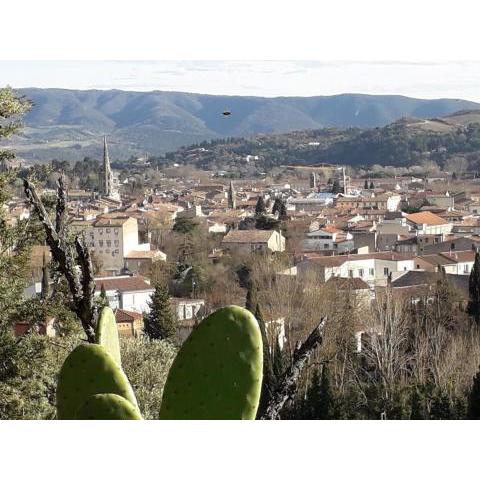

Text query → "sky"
[2,61,480,102]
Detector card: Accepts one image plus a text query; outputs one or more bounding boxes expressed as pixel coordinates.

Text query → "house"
[125,250,167,275]
[72,215,160,275]
[301,225,354,253]
[413,250,475,275]
[114,309,144,337]
[297,252,414,285]
[95,275,154,313]
[405,211,452,235]
[221,229,285,254]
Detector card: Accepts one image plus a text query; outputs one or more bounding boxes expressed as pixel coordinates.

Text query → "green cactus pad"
[57,344,139,420]
[159,305,263,420]
[75,394,143,420]
[95,306,121,367]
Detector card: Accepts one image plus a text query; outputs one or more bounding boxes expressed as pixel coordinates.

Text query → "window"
[348,270,353,278]
[417,264,420,269]
[384,267,389,276]
[451,243,455,250]
[324,243,329,249]
[99,240,104,247]
[114,229,119,235]
[106,228,110,233]
[464,264,469,273]
[99,229,103,235]
[369,268,374,276]
[106,240,111,247]
[114,240,119,246]
[358,269,364,277]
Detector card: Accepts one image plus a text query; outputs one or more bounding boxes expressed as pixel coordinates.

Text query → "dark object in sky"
[223,111,231,116]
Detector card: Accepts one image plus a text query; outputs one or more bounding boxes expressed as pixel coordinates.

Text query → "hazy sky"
[2,60,480,101]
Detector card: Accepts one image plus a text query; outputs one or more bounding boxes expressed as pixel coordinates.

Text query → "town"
[3,85,480,421]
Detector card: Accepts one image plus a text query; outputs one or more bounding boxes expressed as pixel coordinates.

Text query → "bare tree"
[23,175,97,342]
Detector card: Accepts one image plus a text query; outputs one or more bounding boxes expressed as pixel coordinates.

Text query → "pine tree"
[302,365,334,419]
[143,285,177,341]
[364,179,369,189]
[468,367,480,419]
[255,196,266,216]
[467,252,480,324]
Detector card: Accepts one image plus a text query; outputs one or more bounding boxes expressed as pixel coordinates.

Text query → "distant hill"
[6,88,480,162]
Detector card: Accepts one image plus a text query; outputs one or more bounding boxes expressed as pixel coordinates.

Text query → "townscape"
[3,85,480,420]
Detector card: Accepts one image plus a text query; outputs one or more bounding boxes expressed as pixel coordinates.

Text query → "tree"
[40,252,50,301]
[0,87,31,167]
[302,365,334,419]
[143,285,177,341]
[468,368,480,419]
[331,179,341,194]
[467,252,480,324]
[97,284,110,308]
[255,196,266,216]
[364,179,369,189]
[369,180,375,189]
[172,216,197,235]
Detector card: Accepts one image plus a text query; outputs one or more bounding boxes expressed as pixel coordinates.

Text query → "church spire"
[103,135,113,197]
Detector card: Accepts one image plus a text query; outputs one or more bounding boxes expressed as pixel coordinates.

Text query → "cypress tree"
[40,252,49,301]
[302,365,334,419]
[255,196,266,216]
[331,179,341,194]
[467,252,480,324]
[369,180,375,189]
[468,367,480,419]
[278,201,288,221]
[364,179,369,189]
[97,283,110,308]
[143,284,177,341]
[272,198,281,215]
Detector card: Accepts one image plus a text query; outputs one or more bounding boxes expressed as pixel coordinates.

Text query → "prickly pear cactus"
[159,305,263,420]
[95,306,121,367]
[75,393,143,420]
[56,344,139,420]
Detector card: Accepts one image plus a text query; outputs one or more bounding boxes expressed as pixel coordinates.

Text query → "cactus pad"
[159,305,263,420]
[57,344,138,420]
[95,306,121,367]
[75,394,143,420]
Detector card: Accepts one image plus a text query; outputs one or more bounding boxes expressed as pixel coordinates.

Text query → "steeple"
[228,180,236,209]
[103,135,113,197]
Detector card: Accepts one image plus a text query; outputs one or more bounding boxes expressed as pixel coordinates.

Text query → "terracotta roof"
[406,211,448,226]
[414,250,475,265]
[115,309,143,323]
[96,275,152,292]
[222,229,276,244]
[302,251,413,267]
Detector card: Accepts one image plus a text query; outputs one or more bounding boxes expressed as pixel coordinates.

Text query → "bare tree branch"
[261,317,327,420]
[23,177,96,342]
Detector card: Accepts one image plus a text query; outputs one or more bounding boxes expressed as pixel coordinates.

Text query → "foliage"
[143,285,177,341]
[468,252,480,324]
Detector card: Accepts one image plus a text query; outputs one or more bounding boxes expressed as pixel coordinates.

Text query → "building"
[114,309,144,337]
[297,252,414,285]
[413,250,475,275]
[405,211,452,235]
[221,229,286,254]
[72,216,155,275]
[95,275,154,313]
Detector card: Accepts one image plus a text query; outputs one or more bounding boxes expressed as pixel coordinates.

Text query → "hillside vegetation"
[6,88,480,162]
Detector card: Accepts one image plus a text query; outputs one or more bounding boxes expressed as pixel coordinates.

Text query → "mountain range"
[7,88,480,162]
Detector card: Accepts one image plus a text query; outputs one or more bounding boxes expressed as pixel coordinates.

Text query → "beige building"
[222,229,286,254]
[72,216,153,274]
